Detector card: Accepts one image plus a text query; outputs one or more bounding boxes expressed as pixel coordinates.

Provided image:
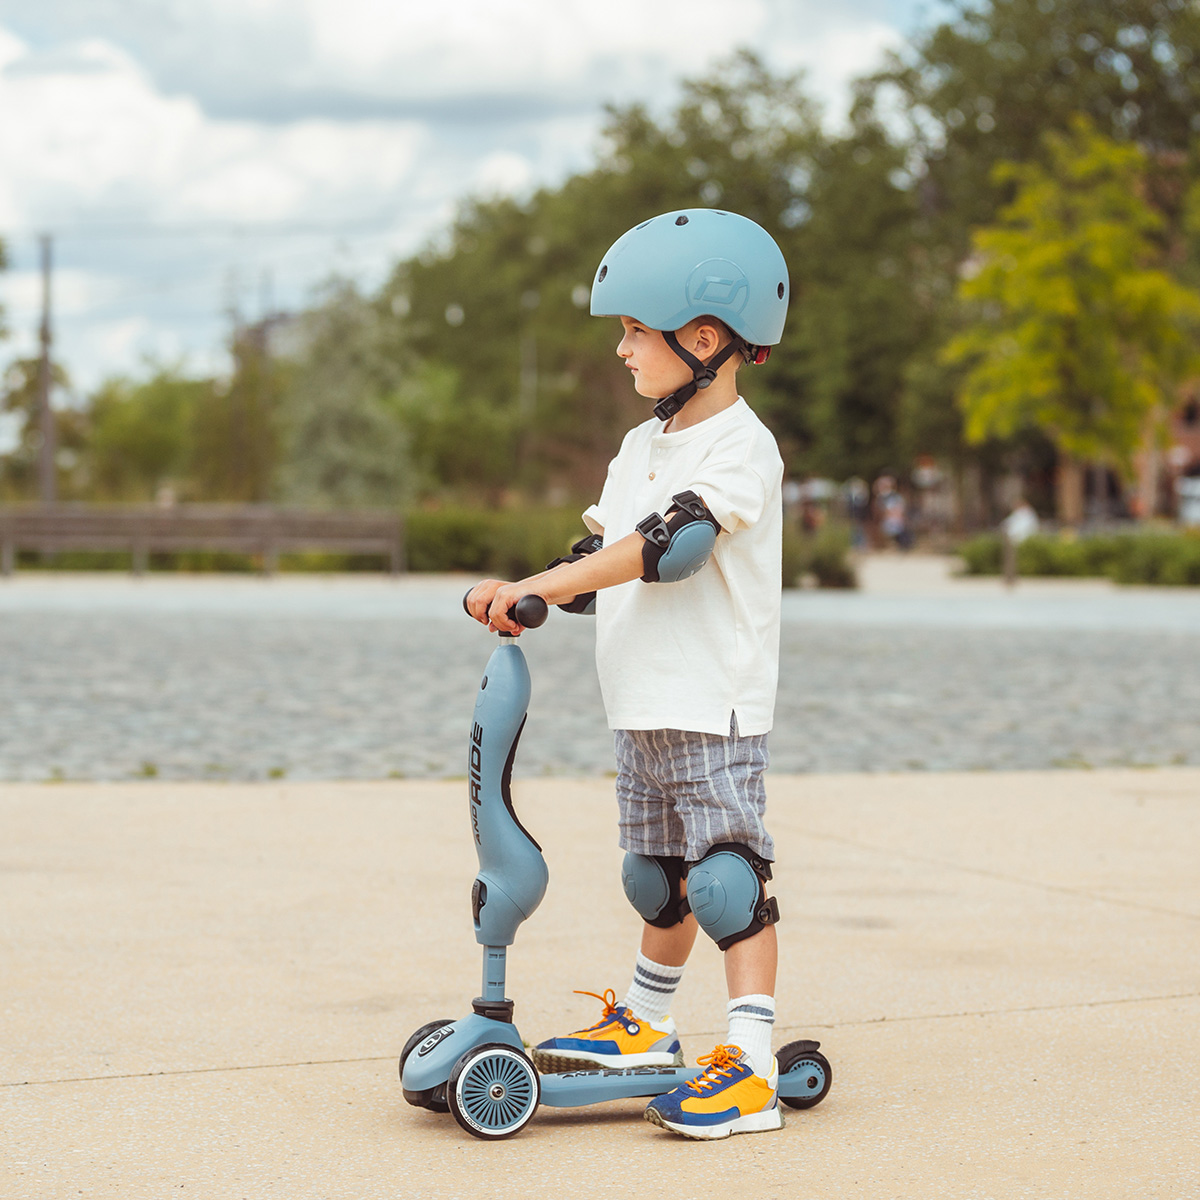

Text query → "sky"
[0,0,941,405]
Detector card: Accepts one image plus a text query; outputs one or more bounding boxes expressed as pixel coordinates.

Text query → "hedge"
[958,529,1200,585]
[782,521,857,588]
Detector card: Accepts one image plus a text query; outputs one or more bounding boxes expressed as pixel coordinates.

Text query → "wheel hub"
[489,1082,507,1101]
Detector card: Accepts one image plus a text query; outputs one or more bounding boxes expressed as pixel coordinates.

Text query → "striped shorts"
[613,715,774,863]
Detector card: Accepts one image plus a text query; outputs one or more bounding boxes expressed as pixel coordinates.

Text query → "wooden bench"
[0,504,405,576]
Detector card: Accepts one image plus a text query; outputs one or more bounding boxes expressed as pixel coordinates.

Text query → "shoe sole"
[532,1047,685,1074]
[643,1104,783,1140]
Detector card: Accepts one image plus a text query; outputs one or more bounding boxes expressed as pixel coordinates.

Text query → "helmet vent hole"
[598,265,607,282]
[675,215,689,226]
[778,282,785,299]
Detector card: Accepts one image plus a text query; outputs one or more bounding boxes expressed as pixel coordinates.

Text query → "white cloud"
[0,38,424,228]
[304,0,771,96]
[0,1,920,389]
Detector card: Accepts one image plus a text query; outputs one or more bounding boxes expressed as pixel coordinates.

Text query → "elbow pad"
[636,491,720,583]
[545,533,603,614]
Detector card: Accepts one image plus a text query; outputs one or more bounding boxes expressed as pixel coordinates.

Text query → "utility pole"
[36,233,56,503]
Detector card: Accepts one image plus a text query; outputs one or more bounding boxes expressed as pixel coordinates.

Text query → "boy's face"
[616,316,695,400]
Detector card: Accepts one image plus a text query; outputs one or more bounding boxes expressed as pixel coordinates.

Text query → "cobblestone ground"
[1,576,1198,780]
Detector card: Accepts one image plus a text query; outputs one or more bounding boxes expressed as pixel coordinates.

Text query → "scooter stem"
[465,599,550,1018]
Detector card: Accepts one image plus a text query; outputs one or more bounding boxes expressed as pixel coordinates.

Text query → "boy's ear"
[687,319,724,357]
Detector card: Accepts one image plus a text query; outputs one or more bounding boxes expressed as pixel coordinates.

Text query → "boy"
[466,208,788,1140]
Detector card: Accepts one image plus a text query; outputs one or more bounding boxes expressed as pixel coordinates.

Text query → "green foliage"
[87,369,209,500]
[872,0,1200,249]
[191,331,282,502]
[957,532,1004,574]
[1108,528,1200,583]
[864,0,1200,476]
[957,528,1200,583]
[943,119,1200,473]
[781,521,857,588]
[785,120,929,478]
[275,280,412,508]
[405,507,586,577]
[0,357,84,499]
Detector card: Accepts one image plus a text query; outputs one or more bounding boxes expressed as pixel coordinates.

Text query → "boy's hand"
[485,581,546,634]
[466,579,544,634]
[465,579,508,627]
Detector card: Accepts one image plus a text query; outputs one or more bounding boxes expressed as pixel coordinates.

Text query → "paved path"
[2,770,1197,1198]
[1,564,1198,780]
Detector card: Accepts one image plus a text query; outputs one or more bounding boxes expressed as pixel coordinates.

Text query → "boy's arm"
[466,532,643,634]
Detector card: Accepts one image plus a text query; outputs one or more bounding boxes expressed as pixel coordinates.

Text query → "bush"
[1109,531,1200,585]
[782,521,857,588]
[405,507,585,577]
[957,533,1003,575]
[957,528,1200,585]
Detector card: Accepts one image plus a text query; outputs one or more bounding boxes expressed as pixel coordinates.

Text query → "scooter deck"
[540,1065,701,1108]
[538,1057,821,1108]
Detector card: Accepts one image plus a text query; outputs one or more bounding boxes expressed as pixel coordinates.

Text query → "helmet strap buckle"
[654,330,743,422]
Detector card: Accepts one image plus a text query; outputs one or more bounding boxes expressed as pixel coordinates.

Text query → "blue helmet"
[590,209,789,346]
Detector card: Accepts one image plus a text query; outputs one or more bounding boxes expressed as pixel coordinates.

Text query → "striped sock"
[621,953,684,1023]
[727,994,775,1079]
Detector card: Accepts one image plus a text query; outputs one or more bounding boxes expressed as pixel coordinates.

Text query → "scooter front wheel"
[400,1018,456,1112]
[447,1043,541,1139]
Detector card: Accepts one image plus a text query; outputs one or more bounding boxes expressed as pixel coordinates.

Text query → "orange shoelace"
[573,988,621,1027]
[686,1045,744,1093]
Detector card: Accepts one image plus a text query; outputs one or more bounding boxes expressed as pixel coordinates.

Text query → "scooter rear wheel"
[777,1040,832,1110]
[400,1018,456,1112]
[447,1043,541,1139]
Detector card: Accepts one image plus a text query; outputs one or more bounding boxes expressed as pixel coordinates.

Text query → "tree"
[872,0,1200,251]
[190,325,283,502]
[782,110,927,479]
[942,119,1200,521]
[0,357,84,500]
[275,281,412,509]
[86,368,208,500]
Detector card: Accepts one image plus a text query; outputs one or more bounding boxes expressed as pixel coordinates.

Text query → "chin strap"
[652,331,749,423]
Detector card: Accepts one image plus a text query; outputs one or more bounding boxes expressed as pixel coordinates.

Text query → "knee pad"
[621,852,687,928]
[684,843,779,950]
[636,491,720,583]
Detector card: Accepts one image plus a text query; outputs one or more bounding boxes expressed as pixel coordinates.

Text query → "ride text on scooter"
[469,721,484,845]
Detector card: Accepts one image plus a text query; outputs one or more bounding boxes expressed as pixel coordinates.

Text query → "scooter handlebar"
[461,590,549,629]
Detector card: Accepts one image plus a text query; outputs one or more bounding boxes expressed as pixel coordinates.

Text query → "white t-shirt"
[582,397,784,735]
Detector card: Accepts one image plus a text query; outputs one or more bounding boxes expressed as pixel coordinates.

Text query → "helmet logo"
[686,259,749,314]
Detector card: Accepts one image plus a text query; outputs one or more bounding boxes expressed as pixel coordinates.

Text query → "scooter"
[400,594,832,1140]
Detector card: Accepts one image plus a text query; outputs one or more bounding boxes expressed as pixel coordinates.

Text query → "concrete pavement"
[2,768,1198,1198]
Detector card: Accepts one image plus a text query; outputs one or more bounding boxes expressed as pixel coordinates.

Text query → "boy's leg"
[644,721,783,1139]
[531,731,690,1073]
[723,924,777,1080]
[641,914,698,969]
[617,731,696,1023]
[621,908,698,1023]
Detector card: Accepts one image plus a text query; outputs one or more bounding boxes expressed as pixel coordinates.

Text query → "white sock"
[621,953,684,1023]
[727,994,775,1078]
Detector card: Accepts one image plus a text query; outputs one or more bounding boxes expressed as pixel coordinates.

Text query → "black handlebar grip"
[511,595,548,628]
[462,589,549,629]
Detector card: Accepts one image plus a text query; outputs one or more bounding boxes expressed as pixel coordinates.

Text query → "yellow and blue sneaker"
[644,1044,781,1140]
[532,989,684,1073]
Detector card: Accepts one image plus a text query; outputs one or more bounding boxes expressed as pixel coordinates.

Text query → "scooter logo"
[469,721,484,844]
[416,1025,454,1057]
